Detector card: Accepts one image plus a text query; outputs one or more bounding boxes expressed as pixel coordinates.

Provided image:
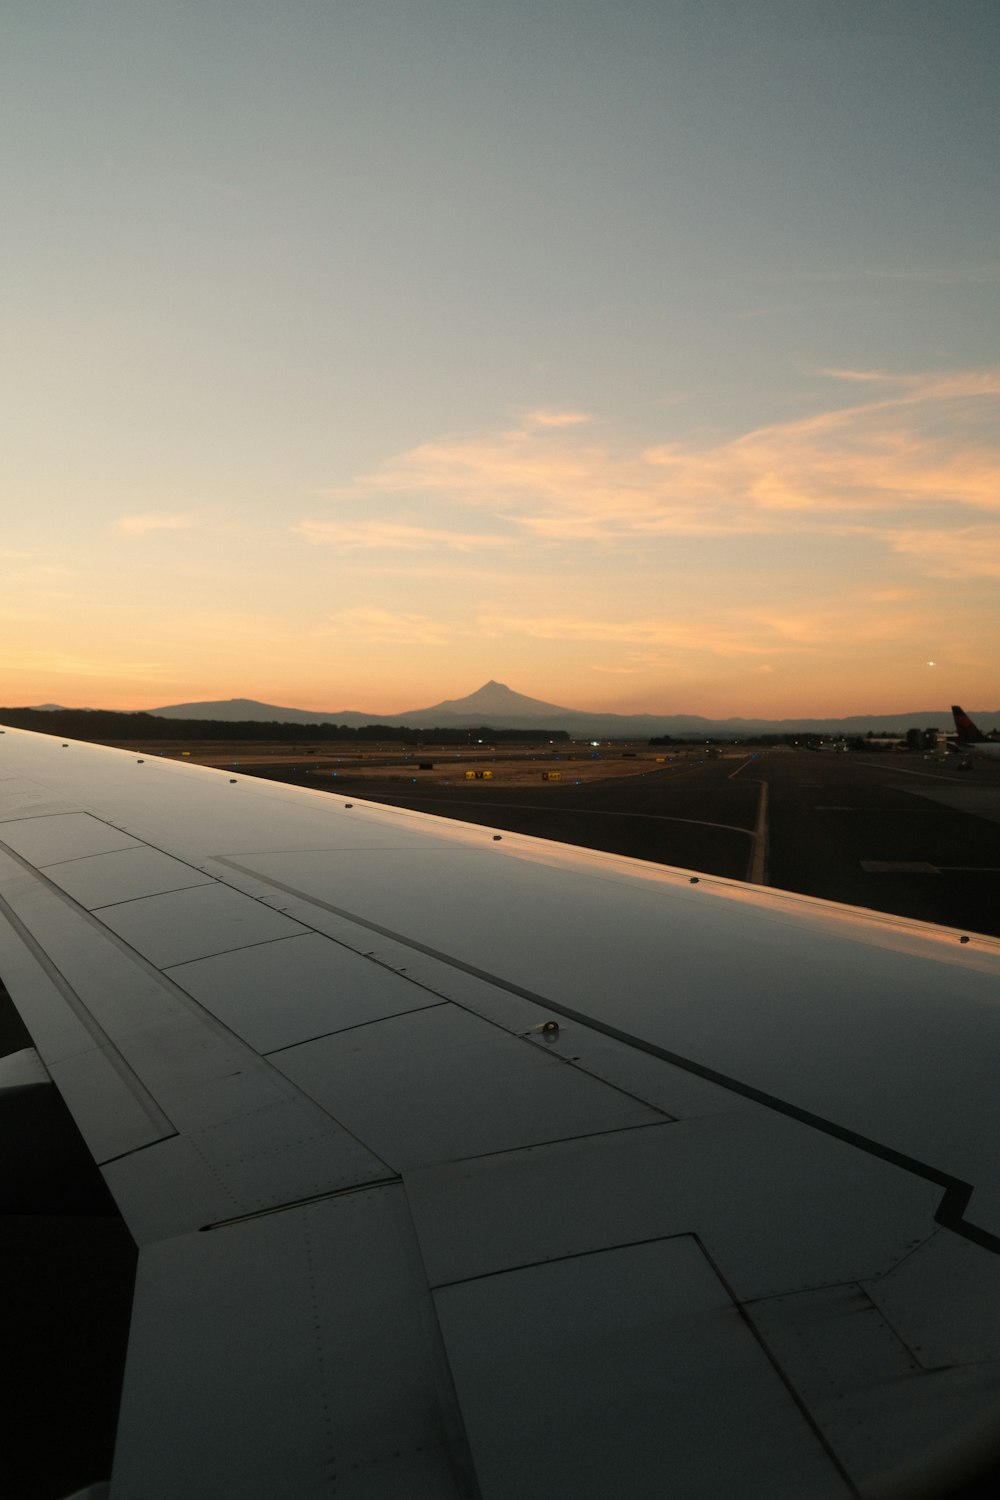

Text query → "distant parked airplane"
[951,704,1000,758]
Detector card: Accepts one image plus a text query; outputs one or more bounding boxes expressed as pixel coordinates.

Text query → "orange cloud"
[113,513,199,538]
[316,606,450,646]
[344,368,1000,550]
[522,409,593,428]
[0,647,171,679]
[294,519,507,552]
[890,525,1000,579]
[477,592,926,662]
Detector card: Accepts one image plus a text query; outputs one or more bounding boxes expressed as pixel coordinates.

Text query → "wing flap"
[111,1185,469,1500]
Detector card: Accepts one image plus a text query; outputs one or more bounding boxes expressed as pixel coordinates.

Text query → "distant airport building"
[905,727,946,753]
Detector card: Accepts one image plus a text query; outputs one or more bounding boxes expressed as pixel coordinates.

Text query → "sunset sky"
[4,1,998,718]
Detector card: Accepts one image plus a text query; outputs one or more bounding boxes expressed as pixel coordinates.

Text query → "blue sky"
[3,1,998,714]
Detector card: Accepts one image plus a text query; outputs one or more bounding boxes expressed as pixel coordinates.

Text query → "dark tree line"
[0,707,569,746]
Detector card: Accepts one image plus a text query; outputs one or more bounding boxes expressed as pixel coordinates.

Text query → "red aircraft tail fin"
[952,705,985,744]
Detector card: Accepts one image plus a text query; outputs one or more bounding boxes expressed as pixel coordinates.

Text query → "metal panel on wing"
[0,811,141,865]
[0,1047,50,1091]
[95,882,309,967]
[404,1110,940,1297]
[862,1231,1000,1367]
[272,1000,664,1172]
[434,1234,852,1499]
[42,845,214,909]
[750,1284,1000,1496]
[48,1045,173,1161]
[166,931,445,1053]
[111,1185,468,1499]
[0,777,78,817]
[101,1107,392,1244]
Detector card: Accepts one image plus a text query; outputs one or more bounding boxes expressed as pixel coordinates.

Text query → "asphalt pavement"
[766,750,1000,937]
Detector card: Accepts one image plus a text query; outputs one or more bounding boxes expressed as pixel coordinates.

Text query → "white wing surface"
[3,724,1000,1498]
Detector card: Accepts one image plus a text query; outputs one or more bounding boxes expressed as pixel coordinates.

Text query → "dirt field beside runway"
[118,739,728,787]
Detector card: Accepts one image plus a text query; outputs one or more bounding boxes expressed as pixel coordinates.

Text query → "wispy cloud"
[344,368,1000,552]
[865,586,923,604]
[522,409,593,428]
[316,606,450,646]
[478,603,921,658]
[113,513,199,538]
[7,563,74,581]
[293,520,507,552]
[0,648,171,678]
[890,525,1000,580]
[478,613,793,657]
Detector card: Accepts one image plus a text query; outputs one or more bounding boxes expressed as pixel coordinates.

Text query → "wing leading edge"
[2,723,1000,1498]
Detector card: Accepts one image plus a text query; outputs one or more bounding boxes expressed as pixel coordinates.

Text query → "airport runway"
[279,749,1000,940]
[765,751,1000,936]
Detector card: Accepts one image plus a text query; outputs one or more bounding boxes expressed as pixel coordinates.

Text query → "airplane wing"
[3,723,1000,1499]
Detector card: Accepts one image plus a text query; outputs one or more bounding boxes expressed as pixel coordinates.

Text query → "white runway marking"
[748,781,769,885]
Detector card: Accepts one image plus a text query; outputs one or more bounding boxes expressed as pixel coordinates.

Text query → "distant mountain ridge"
[402,680,570,720]
[143,681,1000,738]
